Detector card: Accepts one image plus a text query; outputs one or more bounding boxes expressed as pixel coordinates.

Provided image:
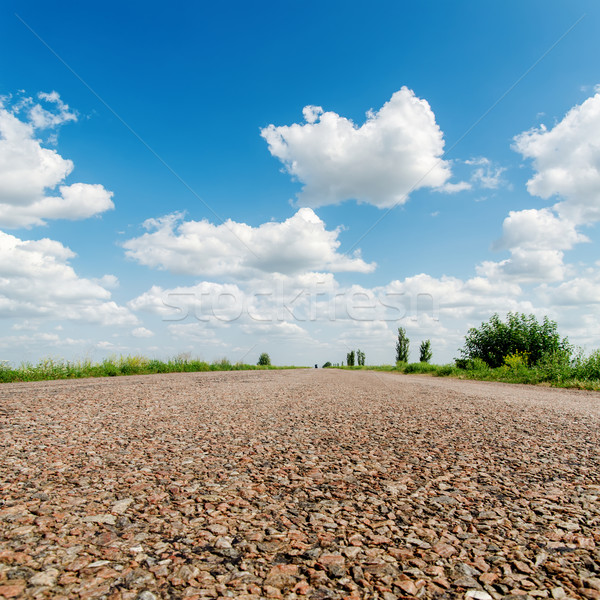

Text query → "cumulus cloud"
[0,94,114,227]
[123,208,375,278]
[383,273,526,319]
[475,208,587,283]
[482,89,600,284]
[478,249,569,284]
[261,87,466,208]
[513,91,600,223]
[0,230,137,325]
[478,90,600,286]
[494,208,586,251]
[0,183,114,228]
[538,276,600,307]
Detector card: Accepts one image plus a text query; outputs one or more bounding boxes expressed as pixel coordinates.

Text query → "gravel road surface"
[1,369,599,600]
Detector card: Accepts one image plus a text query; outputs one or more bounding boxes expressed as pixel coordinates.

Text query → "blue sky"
[1,0,600,365]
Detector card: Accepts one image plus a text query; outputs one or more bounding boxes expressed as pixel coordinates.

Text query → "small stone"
[83,514,117,525]
[319,554,346,578]
[433,542,457,557]
[478,511,499,520]
[513,560,534,574]
[264,564,298,588]
[88,560,111,568]
[112,498,134,514]
[136,592,158,600]
[0,584,26,598]
[29,568,59,587]
[479,573,499,586]
[343,546,362,559]
[454,577,481,589]
[551,588,567,599]
[585,579,600,593]
[208,523,228,535]
[432,495,459,506]
[263,585,283,598]
[293,580,311,595]
[465,591,493,600]
[396,580,418,596]
[214,536,232,549]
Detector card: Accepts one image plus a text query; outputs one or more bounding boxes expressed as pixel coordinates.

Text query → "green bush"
[213,358,233,370]
[533,351,572,383]
[322,361,332,368]
[434,365,456,377]
[257,353,271,366]
[503,351,530,373]
[102,360,118,377]
[148,359,169,373]
[573,349,600,381]
[404,362,437,374]
[459,313,571,368]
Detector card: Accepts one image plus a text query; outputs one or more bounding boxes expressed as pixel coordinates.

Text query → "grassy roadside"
[0,355,302,383]
[331,360,600,391]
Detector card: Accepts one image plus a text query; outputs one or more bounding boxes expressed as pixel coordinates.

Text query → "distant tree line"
[323,312,570,372]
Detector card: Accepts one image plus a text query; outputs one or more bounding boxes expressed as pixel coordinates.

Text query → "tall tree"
[419,339,432,363]
[357,349,365,366]
[395,327,409,363]
[346,350,355,366]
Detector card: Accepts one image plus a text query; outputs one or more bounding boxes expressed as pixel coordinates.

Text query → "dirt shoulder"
[1,369,599,599]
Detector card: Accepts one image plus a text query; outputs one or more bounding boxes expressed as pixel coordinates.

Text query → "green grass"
[330,362,461,377]
[0,355,300,383]
[327,355,600,390]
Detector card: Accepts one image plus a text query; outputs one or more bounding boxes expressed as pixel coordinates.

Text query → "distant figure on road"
[315,364,318,368]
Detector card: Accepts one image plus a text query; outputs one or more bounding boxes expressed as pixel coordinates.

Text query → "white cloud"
[128,281,246,322]
[0,95,114,227]
[465,157,506,189]
[166,323,225,345]
[131,327,154,338]
[494,208,586,251]
[261,87,466,208]
[537,274,600,306]
[240,321,309,338]
[28,91,78,129]
[383,273,525,318]
[475,208,587,283]
[513,92,600,223]
[11,320,39,331]
[123,208,375,278]
[478,249,568,284]
[93,274,119,289]
[0,183,114,228]
[0,230,137,325]
[0,332,90,354]
[475,93,600,285]
[437,181,472,193]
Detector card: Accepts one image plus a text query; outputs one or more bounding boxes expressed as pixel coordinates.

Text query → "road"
[1,369,599,599]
